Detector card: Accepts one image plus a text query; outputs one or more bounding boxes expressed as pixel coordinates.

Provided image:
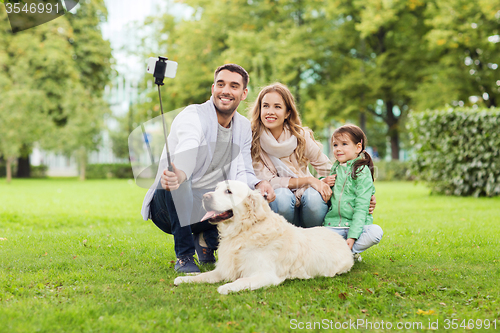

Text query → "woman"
[250,83,335,227]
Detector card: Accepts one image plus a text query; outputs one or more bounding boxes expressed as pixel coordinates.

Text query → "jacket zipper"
[337,169,349,227]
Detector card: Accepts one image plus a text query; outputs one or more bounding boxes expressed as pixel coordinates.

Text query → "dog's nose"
[202,193,213,209]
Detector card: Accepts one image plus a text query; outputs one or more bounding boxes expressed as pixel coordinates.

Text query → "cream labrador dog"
[174,180,354,294]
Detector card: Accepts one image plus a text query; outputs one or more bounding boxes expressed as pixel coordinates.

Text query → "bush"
[407,107,500,197]
[0,163,46,178]
[85,163,133,179]
[373,161,413,181]
[31,165,48,178]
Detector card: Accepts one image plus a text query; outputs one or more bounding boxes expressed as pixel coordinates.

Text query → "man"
[141,64,276,273]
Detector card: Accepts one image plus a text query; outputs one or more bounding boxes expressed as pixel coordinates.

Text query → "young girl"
[323,124,383,261]
[250,83,333,227]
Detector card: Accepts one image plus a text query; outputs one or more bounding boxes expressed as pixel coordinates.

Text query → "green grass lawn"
[1,179,499,332]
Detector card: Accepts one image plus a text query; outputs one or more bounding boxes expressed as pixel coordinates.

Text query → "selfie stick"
[140,123,155,165]
[154,57,173,172]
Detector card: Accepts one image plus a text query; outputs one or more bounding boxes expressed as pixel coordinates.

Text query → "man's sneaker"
[353,253,362,262]
[193,232,216,264]
[174,256,200,274]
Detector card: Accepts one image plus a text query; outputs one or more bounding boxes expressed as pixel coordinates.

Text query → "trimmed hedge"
[85,163,133,179]
[408,107,500,197]
[31,165,48,178]
[0,162,6,177]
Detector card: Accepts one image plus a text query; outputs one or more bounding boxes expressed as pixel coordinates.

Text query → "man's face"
[211,70,248,116]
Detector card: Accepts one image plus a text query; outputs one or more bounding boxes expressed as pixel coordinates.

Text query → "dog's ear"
[233,189,272,229]
[248,190,271,222]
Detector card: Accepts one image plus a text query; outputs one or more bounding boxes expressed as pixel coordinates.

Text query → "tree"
[0,90,50,182]
[304,0,431,160]
[132,0,499,161]
[0,1,112,180]
[65,0,112,96]
[135,0,337,121]
[55,87,109,180]
[0,8,77,180]
[413,0,500,110]
[109,113,132,160]
[57,0,113,180]
[134,0,429,160]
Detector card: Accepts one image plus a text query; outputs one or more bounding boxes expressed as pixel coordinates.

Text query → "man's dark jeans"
[150,180,219,258]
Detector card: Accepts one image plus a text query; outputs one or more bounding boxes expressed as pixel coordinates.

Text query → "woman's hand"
[321,175,336,187]
[309,177,332,202]
[255,180,276,203]
[346,238,355,250]
[369,195,376,214]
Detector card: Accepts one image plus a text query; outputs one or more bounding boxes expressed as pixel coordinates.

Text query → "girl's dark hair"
[331,124,374,180]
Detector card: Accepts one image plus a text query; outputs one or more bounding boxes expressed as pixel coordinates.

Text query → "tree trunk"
[488,95,496,108]
[359,110,366,134]
[6,156,15,184]
[390,130,400,160]
[385,100,400,160]
[359,38,366,133]
[78,147,87,181]
[80,162,86,181]
[16,155,30,178]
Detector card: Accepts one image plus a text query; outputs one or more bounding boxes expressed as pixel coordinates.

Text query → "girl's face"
[332,134,362,163]
[260,92,290,139]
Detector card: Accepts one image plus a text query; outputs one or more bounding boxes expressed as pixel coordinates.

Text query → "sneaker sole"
[174,270,200,275]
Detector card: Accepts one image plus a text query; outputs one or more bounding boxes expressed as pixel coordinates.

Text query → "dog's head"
[201,180,271,233]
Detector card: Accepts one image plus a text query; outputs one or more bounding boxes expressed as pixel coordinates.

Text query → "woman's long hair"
[250,82,313,167]
[331,124,374,180]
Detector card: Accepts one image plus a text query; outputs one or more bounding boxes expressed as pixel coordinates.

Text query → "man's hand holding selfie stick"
[160,163,186,191]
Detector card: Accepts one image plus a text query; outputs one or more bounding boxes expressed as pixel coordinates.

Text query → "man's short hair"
[214,64,249,89]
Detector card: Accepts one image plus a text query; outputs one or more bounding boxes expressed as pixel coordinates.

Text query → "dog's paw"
[217,283,244,295]
[174,276,191,285]
[217,285,229,295]
[217,284,231,295]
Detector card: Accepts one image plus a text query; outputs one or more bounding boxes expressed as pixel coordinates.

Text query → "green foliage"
[30,165,48,178]
[374,161,413,181]
[0,90,50,158]
[1,180,499,331]
[85,163,133,179]
[132,0,500,162]
[364,117,389,159]
[414,0,500,110]
[109,113,133,159]
[65,0,112,96]
[408,107,500,197]
[0,1,113,180]
[110,128,131,160]
[0,10,73,165]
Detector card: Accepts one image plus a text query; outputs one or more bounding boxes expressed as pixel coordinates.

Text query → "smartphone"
[146,57,178,78]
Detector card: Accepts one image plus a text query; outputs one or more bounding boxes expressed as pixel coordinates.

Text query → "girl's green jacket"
[323,155,375,239]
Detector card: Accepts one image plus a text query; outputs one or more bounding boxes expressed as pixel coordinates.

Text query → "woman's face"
[260,92,290,138]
